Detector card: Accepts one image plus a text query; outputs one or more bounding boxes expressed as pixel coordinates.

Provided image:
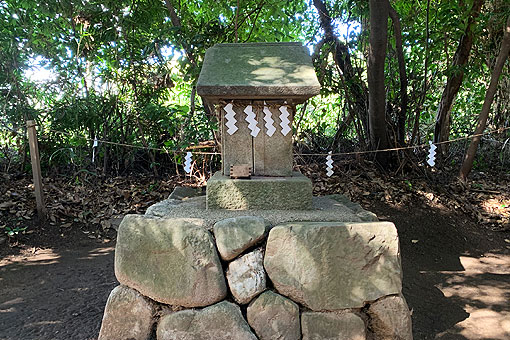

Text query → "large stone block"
[157,301,257,340]
[98,285,154,340]
[368,295,413,340]
[213,216,267,260]
[226,248,266,304]
[247,291,300,340]
[264,221,402,310]
[144,195,365,226]
[301,312,366,340]
[115,215,226,307]
[327,194,379,222]
[206,171,312,210]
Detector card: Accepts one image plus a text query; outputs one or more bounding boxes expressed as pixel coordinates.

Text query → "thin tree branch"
[389,5,408,146]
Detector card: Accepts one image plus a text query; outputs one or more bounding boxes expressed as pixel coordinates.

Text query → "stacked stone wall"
[99,212,412,340]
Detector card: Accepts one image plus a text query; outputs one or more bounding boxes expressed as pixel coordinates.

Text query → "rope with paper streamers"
[16,125,510,176]
[45,128,220,176]
[297,126,510,157]
[46,129,220,155]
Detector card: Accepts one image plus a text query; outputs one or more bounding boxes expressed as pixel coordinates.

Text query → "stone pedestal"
[206,171,313,210]
[98,194,413,340]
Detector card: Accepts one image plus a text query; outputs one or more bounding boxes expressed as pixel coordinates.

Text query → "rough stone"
[213,216,267,260]
[368,295,413,340]
[206,171,313,210]
[144,195,363,226]
[98,285,154,340]
[327,194,378,221]
[145,198,181,216]
[356,210,379,222]
[115,215,226,307]
[157,301,257,340]
[197,42,320,102]
[247,291,300,340]
[301,312,366,340]
[264,221,402,310]
[168,186,205,200]
[226,248,266,304]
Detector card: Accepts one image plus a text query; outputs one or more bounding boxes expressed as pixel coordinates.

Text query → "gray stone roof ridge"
[197,42,320,102]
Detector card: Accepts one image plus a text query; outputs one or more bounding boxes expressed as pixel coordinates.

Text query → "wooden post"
[26,120,46,221]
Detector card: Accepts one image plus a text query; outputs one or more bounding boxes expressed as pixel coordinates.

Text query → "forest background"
[1,0,509,180]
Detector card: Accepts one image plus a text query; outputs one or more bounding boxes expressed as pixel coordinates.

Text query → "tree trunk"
[163,0,198,68]
[389,5,408,146]
[410,0,431,144]
[368,0,390,164]
[313,0,369,146]
[433,0,485,147]
[459,16,510,181]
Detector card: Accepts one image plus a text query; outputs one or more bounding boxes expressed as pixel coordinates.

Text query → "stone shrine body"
[197,42,320,210]
[97,42,413,340]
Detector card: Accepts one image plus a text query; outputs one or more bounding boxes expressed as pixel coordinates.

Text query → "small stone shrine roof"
[197,42,320,102]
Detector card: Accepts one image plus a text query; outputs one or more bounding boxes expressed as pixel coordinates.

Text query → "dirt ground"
[0,170,509,340]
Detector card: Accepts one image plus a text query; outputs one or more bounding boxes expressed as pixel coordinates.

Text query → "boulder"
[368,295,413,340]
[264,221,402,310]
[301,312,366,340]
[115,215,226,307]
[157,301,257,340]
[168,186,205,200]
[145,199,181,217]
[98,285,154,340]
[327,194,378,221]
[213,216,267,260]
[247,291,300,340]
[226,248,266,304]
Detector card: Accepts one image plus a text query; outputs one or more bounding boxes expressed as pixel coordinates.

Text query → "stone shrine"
[197,42,320,177]
[98,42,413,340]
[198,42,320,210]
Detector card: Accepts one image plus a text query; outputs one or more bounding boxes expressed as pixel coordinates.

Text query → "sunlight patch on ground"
[24,320,63,327]
[434,253,510,339]
[0,248,61,266]
[437,309,510,339]
[480,198,510,224]
[77,246,115,260]
[0,297,23,313]
[458,254,510,274]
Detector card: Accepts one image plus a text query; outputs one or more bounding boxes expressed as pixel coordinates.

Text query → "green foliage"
[2,224,27,237]
[0,0,509,174]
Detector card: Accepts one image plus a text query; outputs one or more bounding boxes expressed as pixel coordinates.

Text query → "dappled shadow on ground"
[1,186,509,340]
[371,199,510,340]
[0,244,117,340]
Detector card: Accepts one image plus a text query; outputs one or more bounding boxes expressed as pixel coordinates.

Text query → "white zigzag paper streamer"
[427,141,436,167]
[326,151,334,177]
[92,137,98,163]
[263,104,276,137]
[244,105,260,137]
[224,103,238,135]
[184,151,192,174]
[279,105,291,136]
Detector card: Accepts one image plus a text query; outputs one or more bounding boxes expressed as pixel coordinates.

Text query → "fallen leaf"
[0,201,14,209]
